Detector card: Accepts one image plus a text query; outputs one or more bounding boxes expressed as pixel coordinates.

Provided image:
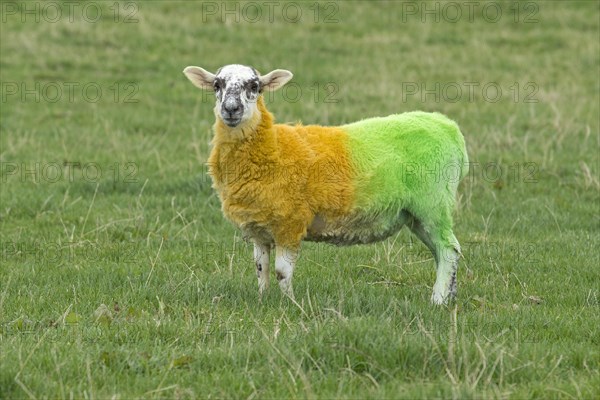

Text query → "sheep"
[183,64,469,304]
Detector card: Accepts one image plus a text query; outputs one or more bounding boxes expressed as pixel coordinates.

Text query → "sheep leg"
[408,217,438,262]
[253,242,271,296]
[275,246,297,298]
[408,214,460,305]
[430,236,460,305]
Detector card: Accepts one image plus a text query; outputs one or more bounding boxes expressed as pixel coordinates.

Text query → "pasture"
[1,1,599,398]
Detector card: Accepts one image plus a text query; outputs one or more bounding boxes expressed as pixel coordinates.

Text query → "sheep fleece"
[208,97,469,249]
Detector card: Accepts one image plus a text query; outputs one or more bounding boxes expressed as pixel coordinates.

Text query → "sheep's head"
[183,64,293,128]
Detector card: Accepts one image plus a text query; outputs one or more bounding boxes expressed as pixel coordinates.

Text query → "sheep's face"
[184,64,293,128]
[212,65,260,127]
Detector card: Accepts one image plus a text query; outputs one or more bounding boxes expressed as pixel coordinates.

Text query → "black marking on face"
[245,78,260,98]
[213,77,225,100]
[213,77,224,90]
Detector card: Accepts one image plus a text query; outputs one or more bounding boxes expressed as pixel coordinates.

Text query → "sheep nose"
[224,102,241,115]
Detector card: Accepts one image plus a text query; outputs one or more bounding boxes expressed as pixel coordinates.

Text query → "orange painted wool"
[208,96,355,248]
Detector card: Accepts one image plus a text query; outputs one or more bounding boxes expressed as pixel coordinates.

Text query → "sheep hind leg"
[408,213,460,305]
[431,235,460,305]
[253,241,271,297]
[407,216,438,262]
[275,246,298,299]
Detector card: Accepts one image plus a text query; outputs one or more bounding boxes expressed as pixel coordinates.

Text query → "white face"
[213,65,260,127]
[183,64,294,128]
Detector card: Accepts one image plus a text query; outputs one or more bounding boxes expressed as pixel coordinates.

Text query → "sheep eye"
[213,82,221,91]
[250,82,259,92]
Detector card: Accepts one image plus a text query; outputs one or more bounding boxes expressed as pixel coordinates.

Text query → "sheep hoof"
[431,292,446,305]
[431,288,458,305]
[280,285,295,300]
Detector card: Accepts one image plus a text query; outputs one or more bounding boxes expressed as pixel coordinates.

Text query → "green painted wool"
[343,111,469,242]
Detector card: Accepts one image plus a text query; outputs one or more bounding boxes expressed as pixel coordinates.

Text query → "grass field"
[1,1,599,398]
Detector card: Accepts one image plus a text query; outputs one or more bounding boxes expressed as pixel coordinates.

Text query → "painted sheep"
[183,64,469,304]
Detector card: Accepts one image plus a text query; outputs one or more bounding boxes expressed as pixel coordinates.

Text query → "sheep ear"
[183,66,216,90]
[259,69,293,91]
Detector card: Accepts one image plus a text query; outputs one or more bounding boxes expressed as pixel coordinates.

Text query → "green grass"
[1,1,599,398]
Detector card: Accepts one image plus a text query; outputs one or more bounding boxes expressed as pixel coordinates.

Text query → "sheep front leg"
[275,246,298,298]
[253,242,270,296]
